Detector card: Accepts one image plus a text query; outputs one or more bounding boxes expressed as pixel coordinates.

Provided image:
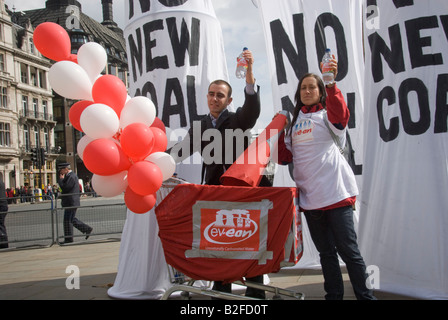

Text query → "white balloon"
[77,42,107,83]
[145,152,176,181]
[80,103,120,139]
[120,96,156,129]
[92,171,128,197]
[49,61,93,100]
[76,135,94,160]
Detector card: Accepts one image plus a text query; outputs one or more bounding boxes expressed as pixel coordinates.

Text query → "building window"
[34,125,39,147]
[0,86,7,109]
[43,100,48,120]
[0,122,11,146]
[20,63,28,83]
[0,53,4,72]
[24,124,30,150]
[33,98,38,118]
[44,127,49,150]
[71,34,88,43]
[38,70,47,89]
[30,67,37,86]
[29,37,35,54]
[22,95,28,116]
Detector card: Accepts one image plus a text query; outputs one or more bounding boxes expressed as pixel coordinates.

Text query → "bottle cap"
[325,48,331,52]
[243,47,248,51]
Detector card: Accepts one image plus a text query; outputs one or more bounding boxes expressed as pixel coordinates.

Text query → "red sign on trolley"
[155,184,302,283]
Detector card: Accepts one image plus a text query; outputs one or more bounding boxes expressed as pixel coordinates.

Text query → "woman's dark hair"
[287,73,327,136]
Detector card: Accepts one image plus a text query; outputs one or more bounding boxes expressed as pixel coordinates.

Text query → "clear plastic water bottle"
[235,47,249,79]
[321,48,335,86]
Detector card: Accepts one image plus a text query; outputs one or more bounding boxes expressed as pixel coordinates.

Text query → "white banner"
[124,0,229,183]
[255,0,365,180]
[360,0,448,299]
[255,0,365,267]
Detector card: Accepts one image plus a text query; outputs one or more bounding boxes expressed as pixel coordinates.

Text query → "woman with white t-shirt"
[277,60,375,300]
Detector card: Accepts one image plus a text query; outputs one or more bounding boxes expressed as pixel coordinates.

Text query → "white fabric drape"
[359,0,448,299]
[107,186,175,300]
[254,0,364,269]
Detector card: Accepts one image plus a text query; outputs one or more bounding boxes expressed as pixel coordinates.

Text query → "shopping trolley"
[155,184,304,300]
[155,112,304,300]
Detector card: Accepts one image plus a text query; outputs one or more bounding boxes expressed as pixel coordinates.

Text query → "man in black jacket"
[169,50,267,298]
[58,163,92,243]
[170,50,270,187]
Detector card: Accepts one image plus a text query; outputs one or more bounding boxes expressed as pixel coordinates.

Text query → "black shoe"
[85,228,93,240]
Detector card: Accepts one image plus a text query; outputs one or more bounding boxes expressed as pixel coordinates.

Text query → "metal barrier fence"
[0,193,127,250]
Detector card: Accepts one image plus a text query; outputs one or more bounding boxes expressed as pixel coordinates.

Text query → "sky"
[6,0,274,131]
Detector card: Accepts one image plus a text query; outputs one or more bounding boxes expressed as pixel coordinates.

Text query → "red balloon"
[69,101,93,132]
[92,75,128,116]
[67,54,78,63]
[151,117,166,133]
[83,139,131,175]
[124,187,157,214]
[33,22,71,61]
[120,123,155,160]
[150,127,168,153]
[128,161,163,196]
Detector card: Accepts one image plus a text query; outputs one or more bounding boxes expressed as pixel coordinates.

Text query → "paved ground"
[0,241,417,301]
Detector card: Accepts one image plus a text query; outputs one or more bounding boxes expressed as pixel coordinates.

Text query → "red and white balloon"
[34,22,176,213]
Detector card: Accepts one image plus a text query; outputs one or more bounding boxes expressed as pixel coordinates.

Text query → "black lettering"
[158,0,189,6]
[377,86,399,142]
[281,95,295,116]
[143,20,169,71]
[368,24,405,83]
[162,78,187,128]
[406,16,443,69]
[366,0,377,8]
[166,17,200,67]
[440,15,448,42]
[270,14,308,85]
[128,0,150,19]
[314,13,348,81]
[398,78,430,136]
[392,0,414,8]
[141,81,159,114]
[187,75,204,124]
[127,28,143,82]
[133,83,160,117]
[435,74,448,134]
[346,92,356,129]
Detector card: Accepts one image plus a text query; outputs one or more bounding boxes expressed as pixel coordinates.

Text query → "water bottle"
[235,47,249,79]
[321,48,335,86]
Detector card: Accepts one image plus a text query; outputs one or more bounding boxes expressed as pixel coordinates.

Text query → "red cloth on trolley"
[155,184,300,283]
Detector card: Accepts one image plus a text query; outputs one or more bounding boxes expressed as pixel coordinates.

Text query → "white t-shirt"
[285,109,358,210]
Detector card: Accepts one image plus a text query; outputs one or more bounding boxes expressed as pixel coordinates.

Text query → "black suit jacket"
[58,171,81,207]
[171,87,270,186]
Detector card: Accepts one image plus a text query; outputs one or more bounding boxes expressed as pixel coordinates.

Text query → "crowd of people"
[4,180,97,204]
[5,184,58,204]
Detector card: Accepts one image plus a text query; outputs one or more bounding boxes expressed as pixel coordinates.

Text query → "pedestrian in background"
[58,163,92,243]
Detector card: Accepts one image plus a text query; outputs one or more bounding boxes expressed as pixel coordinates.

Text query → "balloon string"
[113,128,122,142]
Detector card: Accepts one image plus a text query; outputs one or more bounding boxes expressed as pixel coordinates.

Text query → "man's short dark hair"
[209,79,232,98]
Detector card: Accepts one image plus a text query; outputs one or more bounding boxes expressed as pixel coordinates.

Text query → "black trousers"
[63,208,92,243]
